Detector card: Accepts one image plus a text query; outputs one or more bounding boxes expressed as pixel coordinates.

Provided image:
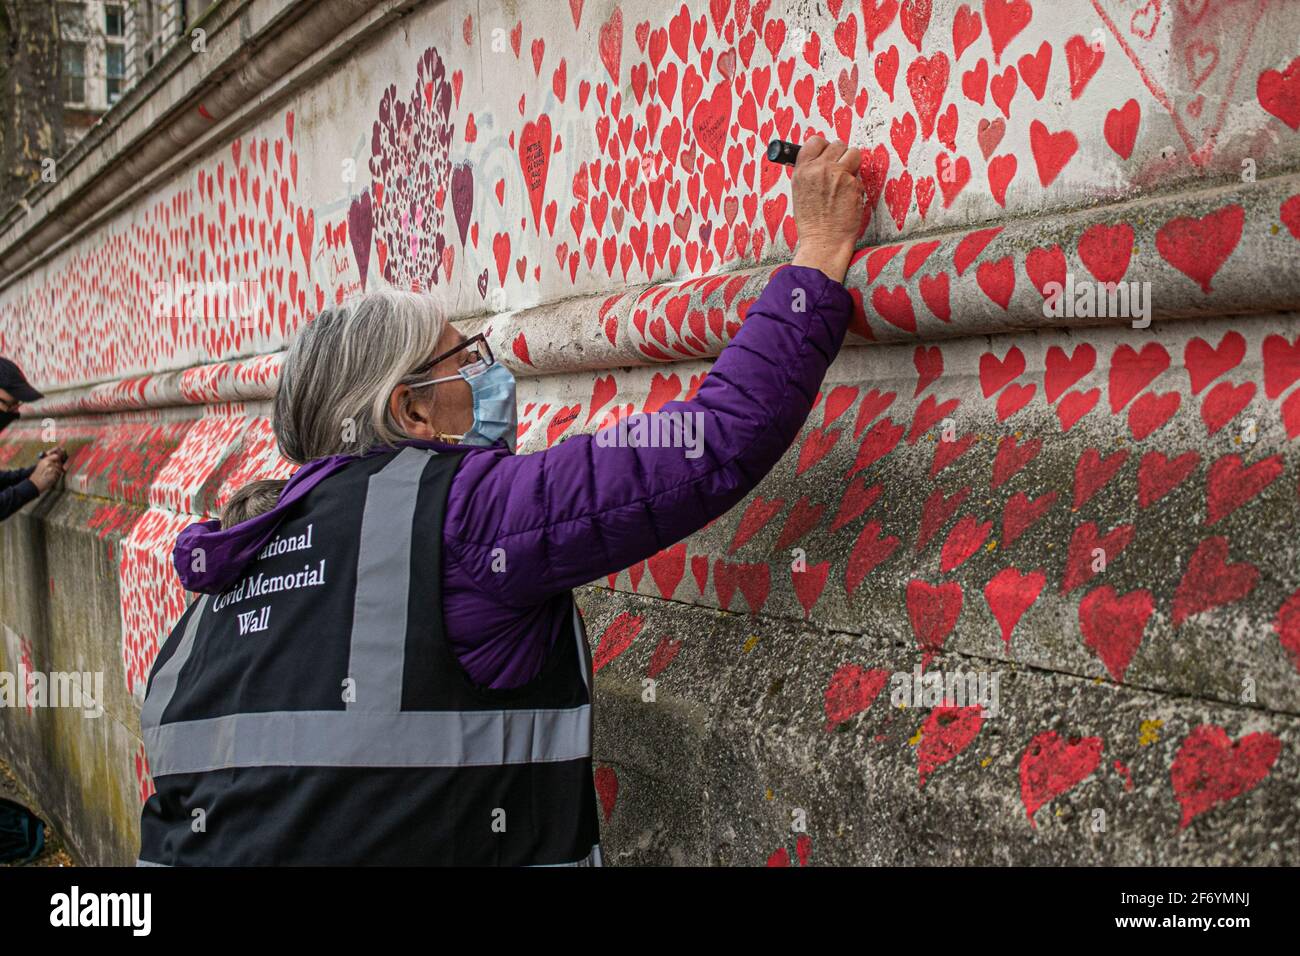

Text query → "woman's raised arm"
[445,264,851,604]
[445,137,867,606]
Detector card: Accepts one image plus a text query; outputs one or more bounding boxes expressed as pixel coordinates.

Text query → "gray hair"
[273,290,448,463]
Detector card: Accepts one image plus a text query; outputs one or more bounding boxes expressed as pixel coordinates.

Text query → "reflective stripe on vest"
[528,843,603,867]
[144,706,592,773]
[139,446,602,865]
[137,843,604,867]
[139,848,605,868]
[141,448,591,770]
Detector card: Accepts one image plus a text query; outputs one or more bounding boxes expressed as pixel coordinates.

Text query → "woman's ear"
[388,384,437,439]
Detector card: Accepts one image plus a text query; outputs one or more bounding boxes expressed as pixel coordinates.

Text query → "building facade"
[58,0,199,143]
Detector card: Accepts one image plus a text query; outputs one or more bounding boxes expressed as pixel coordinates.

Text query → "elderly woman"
[137,137,865,866]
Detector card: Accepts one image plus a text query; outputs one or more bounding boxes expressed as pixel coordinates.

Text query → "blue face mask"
[457,359,518,452]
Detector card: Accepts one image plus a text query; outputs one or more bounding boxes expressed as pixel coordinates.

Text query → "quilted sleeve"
[444,264,853,608]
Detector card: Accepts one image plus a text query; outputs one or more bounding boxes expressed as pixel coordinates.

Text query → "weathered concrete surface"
[609,317,1300,715]
[1,0,1299,864]
[579,587,1300,865]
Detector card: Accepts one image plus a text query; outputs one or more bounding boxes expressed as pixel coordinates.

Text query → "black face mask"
[0,411,17,432]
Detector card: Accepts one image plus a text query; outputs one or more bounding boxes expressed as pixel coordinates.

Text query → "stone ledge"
[579,586,1300,865]
[21,170,1300,418]
[0,0,423,288]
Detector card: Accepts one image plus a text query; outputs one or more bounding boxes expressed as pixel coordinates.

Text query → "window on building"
[63,42,87,104]
[106,3,125,37]
[58,2,85,35]
[143,0,170,69]
[107,44,126,104]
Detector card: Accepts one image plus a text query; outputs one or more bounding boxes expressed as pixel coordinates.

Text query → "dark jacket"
[0,467,37,521]
[171,265,853,688]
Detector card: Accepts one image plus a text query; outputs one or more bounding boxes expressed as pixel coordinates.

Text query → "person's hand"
[790,136,865,285]
[39,447,68,464]
[30,454,63,493]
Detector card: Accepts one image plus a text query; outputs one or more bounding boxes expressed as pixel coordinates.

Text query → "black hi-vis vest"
[138,446,602,866]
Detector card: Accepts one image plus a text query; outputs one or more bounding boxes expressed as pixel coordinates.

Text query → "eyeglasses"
[0,396,20,413]
[405,332,495,387]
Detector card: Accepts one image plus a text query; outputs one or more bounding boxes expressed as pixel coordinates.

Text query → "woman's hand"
[790,136,865,285]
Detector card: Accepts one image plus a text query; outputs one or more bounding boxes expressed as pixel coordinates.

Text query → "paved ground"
[0,755,75,867]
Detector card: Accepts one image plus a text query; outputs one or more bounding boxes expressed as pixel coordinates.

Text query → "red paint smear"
[1171,725,1280,828]
[1019,730,1103,826]
[592,612,644,673]
[917,705,984,787]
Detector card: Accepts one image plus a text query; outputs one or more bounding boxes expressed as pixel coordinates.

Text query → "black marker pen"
[765,139,801,166]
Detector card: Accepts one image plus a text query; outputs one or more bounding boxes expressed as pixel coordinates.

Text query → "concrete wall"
[2,0,1299,865]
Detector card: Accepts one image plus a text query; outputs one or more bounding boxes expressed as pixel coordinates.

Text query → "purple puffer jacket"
[174,264,852,687]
